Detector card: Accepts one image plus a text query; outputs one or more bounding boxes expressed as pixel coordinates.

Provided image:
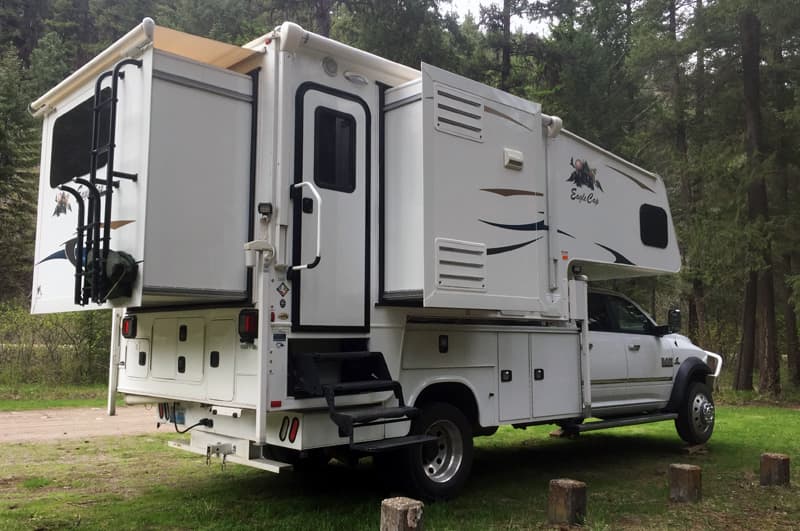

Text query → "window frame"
[312,106,357,194]
[49,88,111,189]
[588,292,657,335]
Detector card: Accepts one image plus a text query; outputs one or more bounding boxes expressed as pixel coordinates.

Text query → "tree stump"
[380,497,424,531]
[760,453,791,486]
[669,464,702,502]
[547,478,587,525]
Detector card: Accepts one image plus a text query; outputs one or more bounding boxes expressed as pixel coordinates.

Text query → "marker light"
[238,309,258,343]
[121,315,137,338]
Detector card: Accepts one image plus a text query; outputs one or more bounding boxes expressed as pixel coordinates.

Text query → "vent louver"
[435,239,487,292]
[433,84,484,142]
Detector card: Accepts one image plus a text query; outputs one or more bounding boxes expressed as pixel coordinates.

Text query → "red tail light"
[238,309,258,343]
[288,417,300,443]
[121,315,137,338]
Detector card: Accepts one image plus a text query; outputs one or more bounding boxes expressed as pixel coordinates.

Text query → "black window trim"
[639,203,669,249]
[312,105,357,194]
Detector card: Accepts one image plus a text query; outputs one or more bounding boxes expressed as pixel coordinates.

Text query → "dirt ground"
[0,405,158,443]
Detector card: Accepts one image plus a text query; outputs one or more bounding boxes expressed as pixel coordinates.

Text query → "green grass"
[0,405,797,530]
[0,384,123,411]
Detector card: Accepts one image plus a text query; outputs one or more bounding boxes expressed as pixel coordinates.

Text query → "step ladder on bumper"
[292,351,436,451]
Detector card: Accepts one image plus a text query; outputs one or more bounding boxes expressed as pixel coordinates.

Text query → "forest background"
[0,0,798,397]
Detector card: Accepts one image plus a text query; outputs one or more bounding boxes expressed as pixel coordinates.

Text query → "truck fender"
[406,376,485,427]
[665,356,711,412]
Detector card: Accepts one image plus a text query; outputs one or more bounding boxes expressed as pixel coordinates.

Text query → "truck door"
[605,294,675,404]
[291,84,370,331]
[587,292,629,408]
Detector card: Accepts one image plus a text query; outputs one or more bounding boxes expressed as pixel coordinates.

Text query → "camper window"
[49,88,111,188]
[639,204,668,249]
[314,106,356,193]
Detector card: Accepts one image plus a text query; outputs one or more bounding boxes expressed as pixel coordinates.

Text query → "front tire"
[675,381,715,444]
[401,402,473,501]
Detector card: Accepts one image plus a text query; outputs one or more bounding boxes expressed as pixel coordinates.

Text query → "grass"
[0,405,797,530]
[0,384,123,411]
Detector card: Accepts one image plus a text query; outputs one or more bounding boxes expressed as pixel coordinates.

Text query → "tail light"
[121,315,137,338]
[288,417,300,443]
[238,309,258,343]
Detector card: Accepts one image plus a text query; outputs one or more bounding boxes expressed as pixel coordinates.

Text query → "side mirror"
[668,308,681,333]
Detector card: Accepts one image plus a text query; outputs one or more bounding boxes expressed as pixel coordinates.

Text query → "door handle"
[628,343,641,351]
[290,181,322,271]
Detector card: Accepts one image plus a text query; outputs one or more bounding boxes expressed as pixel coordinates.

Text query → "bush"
[0,300,110,387]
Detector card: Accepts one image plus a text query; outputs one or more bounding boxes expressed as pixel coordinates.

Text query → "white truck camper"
[30,19,722,500]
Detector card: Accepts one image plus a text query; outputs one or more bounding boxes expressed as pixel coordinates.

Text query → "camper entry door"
[291,85,370,331]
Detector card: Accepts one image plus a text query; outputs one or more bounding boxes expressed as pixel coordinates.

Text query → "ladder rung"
[113,171,138,181]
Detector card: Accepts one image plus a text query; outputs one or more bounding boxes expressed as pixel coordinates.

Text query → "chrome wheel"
[422,419,464,484]
[692,392,715,436]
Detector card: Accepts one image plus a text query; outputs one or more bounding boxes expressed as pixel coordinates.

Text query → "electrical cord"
[170,403,213,433]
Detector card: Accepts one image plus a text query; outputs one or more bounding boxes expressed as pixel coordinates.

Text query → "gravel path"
[0,405,158,443]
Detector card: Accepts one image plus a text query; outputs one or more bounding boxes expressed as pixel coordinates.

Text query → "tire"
[675,381,715,444]
[400,402,474,501]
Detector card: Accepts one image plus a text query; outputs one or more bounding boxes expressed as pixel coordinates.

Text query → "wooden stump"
[760,453,791,486]
[669,464,702,503]
[380,497,424,531]
[547,478,587,525]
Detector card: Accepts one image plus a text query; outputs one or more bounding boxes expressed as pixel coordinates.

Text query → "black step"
[324,380,399,396]
[563,413,678,433]
[331,405,418,426]
[310,350,380,361]
[350,434,438,453]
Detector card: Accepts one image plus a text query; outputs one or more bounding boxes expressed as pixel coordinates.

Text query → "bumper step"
[331,405,418,426]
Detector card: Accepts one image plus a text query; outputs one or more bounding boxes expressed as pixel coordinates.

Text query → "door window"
[314,106,356,193]
[589,293,654,333]
[588,293,614,331]
[607,296,653,333]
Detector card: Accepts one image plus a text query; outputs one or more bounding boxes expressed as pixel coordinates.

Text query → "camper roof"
[29,18,263,117]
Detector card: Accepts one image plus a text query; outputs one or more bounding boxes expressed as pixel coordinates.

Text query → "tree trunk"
[690,0,707,345]
[314,0,334,37]
[739,10,779,395]
[735,271,757,390]
[771,46,800,386]
[500,0,511,90]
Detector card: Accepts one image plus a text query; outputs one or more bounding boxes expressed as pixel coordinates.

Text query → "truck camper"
[30,19,722,500]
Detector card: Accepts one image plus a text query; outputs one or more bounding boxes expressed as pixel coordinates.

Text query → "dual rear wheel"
[377,402,474,501]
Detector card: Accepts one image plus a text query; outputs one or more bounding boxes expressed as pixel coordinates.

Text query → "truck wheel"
[675,381,715,444]
[401,402,473,501]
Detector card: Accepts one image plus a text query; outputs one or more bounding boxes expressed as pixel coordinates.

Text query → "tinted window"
[588,293,614,332]
[607,296,652,333]
[640,204,668,248]
[49,88,111,188]
[314,107,356,193]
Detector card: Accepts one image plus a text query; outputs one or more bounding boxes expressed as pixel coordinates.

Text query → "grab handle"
[290,181,322,271]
